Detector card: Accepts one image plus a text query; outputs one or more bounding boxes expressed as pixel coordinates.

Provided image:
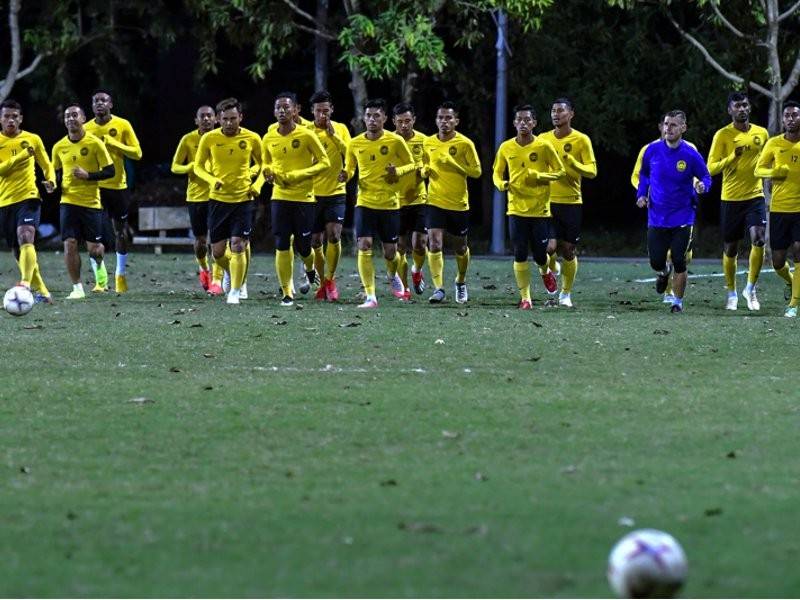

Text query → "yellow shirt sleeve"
[171,134,193,175]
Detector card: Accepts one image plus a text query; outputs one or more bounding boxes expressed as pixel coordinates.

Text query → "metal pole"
[490,10,508,255]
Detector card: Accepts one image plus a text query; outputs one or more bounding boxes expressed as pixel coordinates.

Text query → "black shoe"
[656,264,673,295]
[299,269,318,295]
[670,303,683,313]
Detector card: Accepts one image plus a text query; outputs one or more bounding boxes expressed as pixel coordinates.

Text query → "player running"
[492,104,564,309]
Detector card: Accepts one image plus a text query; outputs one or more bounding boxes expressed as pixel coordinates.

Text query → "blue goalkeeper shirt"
[636,139,712,228]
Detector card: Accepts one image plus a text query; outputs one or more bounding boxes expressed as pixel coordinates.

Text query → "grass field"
[1,250,799,598]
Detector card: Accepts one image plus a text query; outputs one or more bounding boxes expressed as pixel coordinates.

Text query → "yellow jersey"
[493,136,565,217]
[194,127,263,203]
[171,130,211,202]
[51,132,113,209]
[261,125,330,202]
[424,132,481,211]
[706,122,768,201]
[539,128,596,204]
[755,135,800,213]
[84,115,142,190]
[397,130,427,207]
[310,120,351,197]
[0,131,54,207]
[344,130,415,210]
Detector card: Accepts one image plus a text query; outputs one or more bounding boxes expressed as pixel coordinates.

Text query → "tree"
[609,0,800,134]
[1,0,47,103]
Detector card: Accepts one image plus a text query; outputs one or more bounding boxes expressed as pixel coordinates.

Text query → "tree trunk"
[349,64,368,133]
[401,71,417,103]
[314,0,329,92]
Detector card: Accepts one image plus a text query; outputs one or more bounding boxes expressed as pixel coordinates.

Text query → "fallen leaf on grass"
[704,507,723,517]
[339,322,361,328]
[434,338,445,345]
[653,329,669,335]
[19,466,30,474]
[726,450,737,459]
[456,311,468,317]
[531,321,543,328]
[173,309,186,315]
[22,324,42,330]
[170,320,181,325]
[618,516,635,527]
[189,323,203,328]
[203,353,215,358]
[560,465,578,474]
[127,397,154,404]
[295,304,304,310]
[527,356,542,362]
[273,320,288,326]
[169,367,181,373]
[465,524,489,536]
[398,521,443,533]
[483,284,497,290]
[441,430,459,439]
[380,479,398,486]
[203,386,213,391]
[474,472,488,482]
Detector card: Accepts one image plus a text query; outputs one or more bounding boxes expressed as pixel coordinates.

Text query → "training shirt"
[631,138,699,189]
[492,136,565,217]
[636,139,712,228]
[424,132,481,211]
[84,115,142,190]
[538,128,596,204]
[262,124,330,202]
[344,130,415,210]
[51,132,113,208]
[311,120,351,197]
[0,131,55,206]
[707,122,768,201]
[171,130,211,202]
[754,135,800,213]
[194,127,263,203]
[396,130,427,207]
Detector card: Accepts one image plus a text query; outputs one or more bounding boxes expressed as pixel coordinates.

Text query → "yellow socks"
[775,263,793,286]
[548,253,558,272]
[748,246,764,286]
[429,250,444,289]
[215,251,230,273]
[561,257,577,293]
[513,261,531,301]
[230,250,246,289]
[397,252,408,286]
[412,248,426,272]
[455,247,470,284]
[196,255,209,271]
[313,246,325,279]
[275,249,294,297]
[385,253,400,278]
[722,253,737,291]
[30,264,49,296]
[18,243,36,286]
[325,240,341,281]
[358,249,376,296]
[300,251,315,272]
[211,261,224,285]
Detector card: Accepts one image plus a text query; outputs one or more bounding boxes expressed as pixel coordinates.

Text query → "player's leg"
[786,220,800,317]
[509,216,531,308]
[450,210,470,304]
[720,200,741,309]
[293,203,317,295]
[427,205,446,303]
[396,208,411,298]
[770,213,794,308]
[546,206,561,275]
[323,217,344,301]
[378,209,404,300]
[271,201,294,306]
[668,226,692,313]
[647,226,672,300]
[355,207,378,308]
[742,198,767,311]
[311,198,326,298]
[208,201,232,296]
[225,201,251,304]
[104,189,131,293]
[189,203,211,290]
[557,205,581,306]
[410,206,428,295]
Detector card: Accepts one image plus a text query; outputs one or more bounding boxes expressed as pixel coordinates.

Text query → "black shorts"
[508,215,551,263]
[208,200,254,244]
[0,199,40,248]
[354,206,400,242]
[769,212,800,251]
[313,195,346,234]
[720,198,766,243]
[187,202,209,238]
[99,188,130,221]
[648,225,693,273]
[426,205,469,237]
[271,199,316,242]
[549,203,582,244]
[60,204,104,243]
[400,204,428,236]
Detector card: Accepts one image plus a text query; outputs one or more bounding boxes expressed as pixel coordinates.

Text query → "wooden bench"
[133,206,193,255]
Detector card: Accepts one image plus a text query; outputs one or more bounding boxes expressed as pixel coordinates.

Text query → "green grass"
[1,251,799,598]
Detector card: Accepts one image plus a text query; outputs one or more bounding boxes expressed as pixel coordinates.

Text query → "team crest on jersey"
[291,139,300,149]
[380,145,389,155]
[529,152,538,162]
[754,136,762,146]
[80,147,89,156]
[448,146,457,156]
[20,140,29,149]
[413,145,422,155]
[239,140,248,149]
[109,128,118,137]
[676,160,687,172]
[563,143,572,153]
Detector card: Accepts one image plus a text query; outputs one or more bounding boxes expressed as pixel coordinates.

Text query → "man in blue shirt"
[637,110,712,313]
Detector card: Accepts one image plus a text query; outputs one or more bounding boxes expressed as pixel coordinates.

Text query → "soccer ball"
[607,529,688,598]
[3,286,34,317]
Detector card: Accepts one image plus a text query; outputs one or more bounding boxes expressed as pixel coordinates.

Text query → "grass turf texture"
[1,251,799,598]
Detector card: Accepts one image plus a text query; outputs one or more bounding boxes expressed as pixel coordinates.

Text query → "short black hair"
[665,109,687,123]
[275,91,297,105]
[0,99,22,112]
[64,103,84,114]
[513,104,536,119]
[552,97,574,110]
[92,89,113,99]
[727,91,749,106]
[783,100,800,111]
[393,102,415,117]
[437,101,458,116]
[310,90,333,105]
[216,97,242,113]
[364,98,387,112]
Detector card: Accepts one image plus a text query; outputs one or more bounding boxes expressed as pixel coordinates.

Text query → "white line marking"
[634,267,790,283]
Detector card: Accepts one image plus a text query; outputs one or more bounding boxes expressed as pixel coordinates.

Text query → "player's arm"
[564,139,597,179]
[754,142,788,179]
[689,150,712,193]
[193,136,223,189]
[0,147,34,175]
[706,131,738,175]
[32,137,56,192]
[104,123,143,160]
[73,148,115,181]
[340,142,357,182]
[327,123,350,155]
[248,138,264,197]
[283,135,331,183]
[636,146,652,206]
[391,138,416,177]
[630,144,646,189]
[492,147,509,191]
[440,141,481,178]
[170,137,193,175]
[531,144,566,182]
